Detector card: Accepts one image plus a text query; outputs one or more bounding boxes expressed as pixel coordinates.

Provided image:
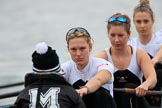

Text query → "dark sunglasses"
[108,16,127,23]
[66,27,91,41]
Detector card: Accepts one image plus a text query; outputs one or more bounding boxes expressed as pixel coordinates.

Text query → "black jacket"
[14,72,86,108]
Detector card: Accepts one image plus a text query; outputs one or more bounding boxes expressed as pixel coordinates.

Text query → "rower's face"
[134,11,154,36]
[108,25,130,50]
[68,37,92,67]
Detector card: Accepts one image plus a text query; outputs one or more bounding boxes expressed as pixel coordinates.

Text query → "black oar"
[0,82,24,89]
[114,88,162,96]
[0,90,21,99]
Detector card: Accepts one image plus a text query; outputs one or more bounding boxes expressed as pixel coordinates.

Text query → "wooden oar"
[0,82,24,89]
[114,88,162,96]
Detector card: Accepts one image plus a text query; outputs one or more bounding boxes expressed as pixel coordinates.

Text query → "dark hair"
[133,0,154,22]
[107,13,131,34]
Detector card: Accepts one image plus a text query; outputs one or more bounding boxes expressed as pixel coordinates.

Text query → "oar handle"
[114,88,162,96]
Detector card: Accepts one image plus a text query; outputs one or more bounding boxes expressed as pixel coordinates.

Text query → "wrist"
[80,85,90,94]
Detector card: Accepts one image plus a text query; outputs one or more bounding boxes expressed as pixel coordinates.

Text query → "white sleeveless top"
[105,46,143,82]
[61,56,114,96]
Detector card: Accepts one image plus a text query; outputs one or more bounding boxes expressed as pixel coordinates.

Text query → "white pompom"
[35,42,48,54]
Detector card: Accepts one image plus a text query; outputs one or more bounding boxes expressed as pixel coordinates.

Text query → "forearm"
[85,70,111,94]
[143,73,157,89]
[77,70,111,96]
[85,77,103,94]
[76,77,103,96]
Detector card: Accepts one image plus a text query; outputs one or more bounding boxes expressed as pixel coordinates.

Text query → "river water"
[0,0,162,105]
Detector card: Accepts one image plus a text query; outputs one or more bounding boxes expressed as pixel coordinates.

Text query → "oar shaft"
[0,90,21,99]
[0,104,15,108]
[0,82,24,89]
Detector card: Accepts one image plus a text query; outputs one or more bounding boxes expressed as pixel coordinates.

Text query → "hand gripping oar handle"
[114,88,162,96]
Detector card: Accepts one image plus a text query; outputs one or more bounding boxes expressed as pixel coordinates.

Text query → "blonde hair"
[66,31,92,45]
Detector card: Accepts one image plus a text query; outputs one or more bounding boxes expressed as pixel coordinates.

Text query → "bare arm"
[77,70,112,96]
[136,49,157,96]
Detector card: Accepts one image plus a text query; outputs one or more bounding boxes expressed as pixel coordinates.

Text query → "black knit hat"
[32,42,61,73]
